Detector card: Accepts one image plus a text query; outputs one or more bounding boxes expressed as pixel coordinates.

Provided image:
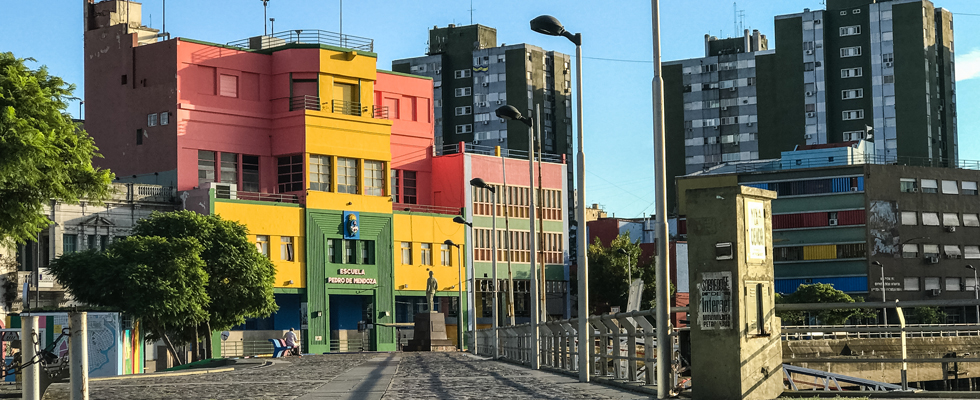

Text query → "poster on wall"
[745,199,766,261]
[698,271,732,330]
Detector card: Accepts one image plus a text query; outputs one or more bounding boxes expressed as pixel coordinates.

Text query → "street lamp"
[530,14,590,383]
[618,248,631,284]
[872,261,887,326]
[445,239,465,352]
[470,177,499,358]
[495,105,540,369]
[452,216,477,355]
[967,265,978,324]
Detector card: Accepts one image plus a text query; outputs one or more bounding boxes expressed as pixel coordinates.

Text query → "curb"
[91,367,235,382]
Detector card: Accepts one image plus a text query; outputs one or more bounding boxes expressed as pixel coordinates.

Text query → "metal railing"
[220,340,278,358]
[331,100,364,116]
[330,338,367,352]
[290,95,321,111]
[733,154,980,174]
[234,191,300,204]
[436,143,566,164]
[109,183,176,203]
[394,203,462,215]
[372,105,389,119]
[781,323,980,340]
[227,29,373,52]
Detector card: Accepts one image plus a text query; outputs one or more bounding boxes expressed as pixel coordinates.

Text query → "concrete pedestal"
[405,313,455,352]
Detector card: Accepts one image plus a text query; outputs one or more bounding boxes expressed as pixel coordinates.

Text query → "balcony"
[290,95,321,111]
[395,203,462,216]
[435,143,566,164]
[227,29,373,52]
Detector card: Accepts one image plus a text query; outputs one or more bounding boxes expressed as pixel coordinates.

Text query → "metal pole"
[491,191,499,358]
[974,269,979,324]
[466,223,478,355]
[651,1,673,397]
[22,315,40,400]
[573,40,590,383]
[529,117,540,370]
[502,157,515,326]
[70,312,89,400]
[536,104,546,319]
[262,0,268,36]
[457,248,464,351]
[882,264,888,326]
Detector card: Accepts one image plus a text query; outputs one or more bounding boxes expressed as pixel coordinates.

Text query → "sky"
[2,0,978,219]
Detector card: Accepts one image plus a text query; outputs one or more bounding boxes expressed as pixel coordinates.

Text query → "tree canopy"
[775,283,875,325]
[0,52,113,243]
[587,233,668,313]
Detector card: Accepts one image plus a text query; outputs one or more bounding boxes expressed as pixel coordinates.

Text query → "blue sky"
[2,0,978,218]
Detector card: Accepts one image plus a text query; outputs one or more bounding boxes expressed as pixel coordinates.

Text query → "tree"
[587,233,668,313]
[131,211,278,357]
[775,283,875,325]
[911,306,947,324]
[0,52,113,243]
[48,236,209,364]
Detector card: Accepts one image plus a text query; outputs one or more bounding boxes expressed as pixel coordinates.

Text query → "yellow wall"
[393,213,467,292]
[803,245,837,261]
[213,201,306,289]
[676,175,740,215]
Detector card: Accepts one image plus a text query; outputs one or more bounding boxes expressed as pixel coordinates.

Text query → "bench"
[268,339,290,358]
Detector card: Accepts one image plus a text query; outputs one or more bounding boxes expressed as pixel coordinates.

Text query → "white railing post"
[616,315,639,382]
[590,318,608,377]
[633,315,657,385]
[600,317,622,379]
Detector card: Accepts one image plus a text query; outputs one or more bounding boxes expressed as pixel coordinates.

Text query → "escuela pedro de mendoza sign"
[328,268,378,285]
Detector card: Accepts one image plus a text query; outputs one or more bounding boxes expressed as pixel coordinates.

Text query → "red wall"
[376,71,435,206]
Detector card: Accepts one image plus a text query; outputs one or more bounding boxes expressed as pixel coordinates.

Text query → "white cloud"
[956,49,980,82]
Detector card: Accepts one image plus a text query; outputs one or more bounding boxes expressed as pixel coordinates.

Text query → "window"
[842,89,864,99]
[241,155,259,192]
[401,242,412,264]
[924,277,940,291]
[841,67,863,78]
[901,212,917,225]
[454,69,472,79]
[900,178,917,192]
[198,150,216,186]
[922,212,940,226]
[345,240,356,264]
[256,235,270,258]
[902,244,919,258]
[360,241,372,264]
[420,243,432,265]
[455,87,472,97]
[883,75,895,84]
[804,62,815,72]
[337,157,358,194]
[842,110,865,120]
[946,277,962,291]
[882,53,894,63]
[968,277,978,291]
[965,246,980,259]
[63,234,78,254]
[402,171,418,204]
[364,160,385,196]
[840,25,861,36]
[160,112,169,125]
[941,180,959,194]
[220,152,238,184]
[904,277,920,291]
[148,113,158,127]
[921,179,938,193]
[943,213,960,226]
[391,170,399,202]
[963,182,979,195]
[136,129,143,145]
[843,131,865,141]
[308,155,331,192]
[964,214,980,227]
[456,124,473,134]
[455,106,472,116]
[87,234,98,250]
[840,46,862,57]
[277,155,304,193]
[219,74,238,98]
[923,244,940,258]
[328,240,335,263]
[944,245,962,258]
[441,244,451,266]
[805,104,816,113]
[281,237,294,261]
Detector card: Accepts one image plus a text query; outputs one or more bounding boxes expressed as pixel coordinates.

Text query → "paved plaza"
[42,352,651,400]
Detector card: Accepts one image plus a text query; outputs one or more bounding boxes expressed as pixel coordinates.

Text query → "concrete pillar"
[71,312,89,400]
[686,186,782,400]
[21,315,40,400]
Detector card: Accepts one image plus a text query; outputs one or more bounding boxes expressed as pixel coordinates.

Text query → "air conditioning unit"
[499,138,505,142]
[806,50,814,55]
[928,288,941,296]
[482,83,489,87]
[804,134,813,139]
[911,187,918,192]
[815,19,822,24]
[713,126,719,130]
[806,91,814,97]
[746,122,753,127]
[483,121,490,125]
[946,226,956,233]
[885,62,893,68]
[496,100,503,104]
[950,254,962,259]
[927,256,940,264]
[850,187,859,192]
[202,182,237,199]
[722,106,729,111]
[829,218,839,226]
[807,112,816,118]
[730,87,737,92]
[473,140,480,144]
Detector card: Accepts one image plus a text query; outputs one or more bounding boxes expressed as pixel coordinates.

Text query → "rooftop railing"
[731,154,980,174]
[394,203,462,215]
[436,143,566,164]
[227,29,373,52]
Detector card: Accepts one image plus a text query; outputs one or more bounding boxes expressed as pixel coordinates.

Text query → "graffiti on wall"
[868,200,899,256]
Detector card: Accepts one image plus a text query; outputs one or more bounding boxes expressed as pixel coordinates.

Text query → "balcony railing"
[227,29,374,52]
[331,100,365,116]
[234,191,300,204]
[395,203,463,215]
[372,105,389,119]
[436,143,566,164]
[290,95,321,111]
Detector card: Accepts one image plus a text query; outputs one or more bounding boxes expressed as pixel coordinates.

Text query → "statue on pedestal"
[426,270,438,313]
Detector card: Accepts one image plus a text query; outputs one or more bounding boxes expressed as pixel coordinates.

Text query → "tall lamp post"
[495,105,540,369]
[445,239,465,351]
[872,261,887,325]
[530,14,590,383]
[967,265,979,323]
[470,178,499,358]
[618,248,632,284]
[452,216,477,354]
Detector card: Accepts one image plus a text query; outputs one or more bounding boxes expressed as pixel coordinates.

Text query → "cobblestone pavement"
[43,352,651,399]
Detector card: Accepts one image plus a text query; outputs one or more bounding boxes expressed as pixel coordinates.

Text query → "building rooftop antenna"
[469,0,475,25]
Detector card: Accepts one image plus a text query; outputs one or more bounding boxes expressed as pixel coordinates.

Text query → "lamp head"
[470,177,495,192]
[452,216,472,227]
[530,15,581,45]
[495,105,532,127]
[444,239,458,247]
[618,248,628,255]
[968,265,976,271]
[872,261,882,267]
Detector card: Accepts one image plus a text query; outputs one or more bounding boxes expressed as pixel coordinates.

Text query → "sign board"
[220,331,230,341]
[745,199,766,261]
[698,271,733,330]
[343,211,360,240]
